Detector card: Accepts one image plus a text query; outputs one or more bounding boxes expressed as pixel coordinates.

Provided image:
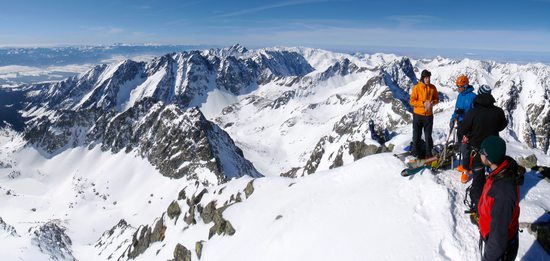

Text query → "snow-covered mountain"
[1,45,550,260]
[24,100,260,184]
[0,44,211,87]
[22,44,313,116]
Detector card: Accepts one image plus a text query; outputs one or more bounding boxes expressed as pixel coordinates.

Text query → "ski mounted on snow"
[400,156,439,177]
[399,120,457,177]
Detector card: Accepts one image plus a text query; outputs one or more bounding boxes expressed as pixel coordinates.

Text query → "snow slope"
[1,128,549,260]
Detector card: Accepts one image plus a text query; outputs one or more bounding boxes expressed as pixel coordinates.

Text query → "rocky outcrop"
[518,154,538,169]
[282,107,397,177]
[25,101,262,184]
[123,215,167,260]
[195,241,205,259]
[167,201,182,221]
[169,244,192,261]
[94,219,135,260]
[0,217,18,237]
[31,221,75,261]
[23,46,314,116]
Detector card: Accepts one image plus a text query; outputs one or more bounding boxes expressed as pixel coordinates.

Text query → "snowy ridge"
[2,45,550,260]
[22,44,314,118]
[2,137,548,260]
[24,100,261,184]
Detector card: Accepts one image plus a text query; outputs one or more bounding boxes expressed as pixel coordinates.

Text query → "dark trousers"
[456,125,472,170]
[469,153,486,211]
[482,233,519,261]
[412,113,433,158]
[460,143,471,170]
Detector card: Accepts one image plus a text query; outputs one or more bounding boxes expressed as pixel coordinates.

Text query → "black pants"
[482,233,519,261]
[456,123,472,170]
[469,153,486,211]
[412,113,433,158]
[460,143,472,170]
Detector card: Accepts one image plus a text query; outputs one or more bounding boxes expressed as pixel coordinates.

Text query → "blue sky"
[1,0,550,55]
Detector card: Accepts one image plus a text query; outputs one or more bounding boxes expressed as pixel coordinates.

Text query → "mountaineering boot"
[456,165,467,173]
[460,171,472,184]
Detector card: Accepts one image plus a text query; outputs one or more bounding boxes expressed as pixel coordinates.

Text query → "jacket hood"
[462,85,474,94]
[492,156,524,184]
[459,85,475,96]
[474,93,496,107]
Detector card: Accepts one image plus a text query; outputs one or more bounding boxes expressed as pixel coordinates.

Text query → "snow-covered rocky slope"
[1,45,550,260]
[1,127,549,260]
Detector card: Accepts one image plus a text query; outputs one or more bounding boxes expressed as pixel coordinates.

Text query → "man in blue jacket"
[451,75,476,183]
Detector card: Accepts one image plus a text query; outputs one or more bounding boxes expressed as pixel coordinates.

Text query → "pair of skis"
[399,120,457,177]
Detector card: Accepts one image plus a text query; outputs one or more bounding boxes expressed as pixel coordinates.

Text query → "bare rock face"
[195,241,205,259]
[0,217,19,237]
[123,215,167,260]
[169,244,192,261]
[94,219,135,260]
[167,201,182,220]
[21,45,314,185]
[25,102,262,185]
[518,154,538,169]
[30,221,75,261]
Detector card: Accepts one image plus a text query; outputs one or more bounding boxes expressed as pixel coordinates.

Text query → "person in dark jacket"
[369,120,386,145]
[450,75,477,183]
[460,86,508,211]
[409,69,439,158]
[478,136,521,261]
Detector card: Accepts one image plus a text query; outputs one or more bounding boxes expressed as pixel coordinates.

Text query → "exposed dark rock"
[178,188,187,200]
[200,201,217,224]
[518,154,538,169]
[184,205,196,225]
[95,219,135,259]
[195,241,205,259]
[303,137,327,174]
[170,243,192,261]
[0,217,19,237]
[358,75,384,99]
[244,180,254,199]
[271,90,296,109]
[521,221,550,255]
[31,221,75,261]
[191,188,208,206]
[280,167,301,178]
[24,103,262,185]
[349,141,390,161]
[125,215,167,259]
[167,201,182,220]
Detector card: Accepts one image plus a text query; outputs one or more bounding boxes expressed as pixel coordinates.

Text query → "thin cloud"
[387,15,437,26]
[109,28,124,34]
[212,0,340,19]
[209,26,550,53]
[82,26,125,35]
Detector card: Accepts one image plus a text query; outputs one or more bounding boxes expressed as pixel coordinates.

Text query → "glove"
[455,108,464,116]
[449,120,454,129]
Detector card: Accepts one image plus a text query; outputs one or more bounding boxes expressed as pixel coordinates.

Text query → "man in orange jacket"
[409,69,439,158]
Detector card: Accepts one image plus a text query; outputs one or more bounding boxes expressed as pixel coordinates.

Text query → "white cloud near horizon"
[215,26,550,53]
[108,28,124,34]
[386,15,438,27]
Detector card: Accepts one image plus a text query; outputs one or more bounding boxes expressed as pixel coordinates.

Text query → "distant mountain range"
[1,44,550,260]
